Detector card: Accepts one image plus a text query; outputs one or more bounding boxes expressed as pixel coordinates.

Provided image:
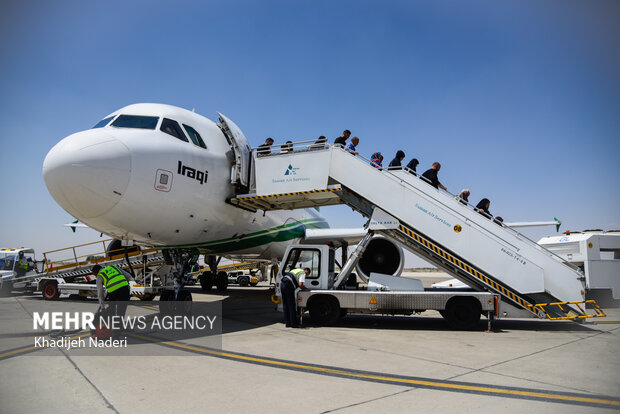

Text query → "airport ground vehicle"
[0,248,42,295]
[228,270,260,287]
[0,240,165,300]
[538,231,620,307]
[274,236,498,329]
[236,143,607,325]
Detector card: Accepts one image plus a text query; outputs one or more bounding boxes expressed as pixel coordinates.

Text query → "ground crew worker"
[15,251,29,277]
[280,267,309,328]
[91,264,132,337]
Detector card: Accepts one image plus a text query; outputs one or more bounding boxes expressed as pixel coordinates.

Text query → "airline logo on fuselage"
[178,161,208,185]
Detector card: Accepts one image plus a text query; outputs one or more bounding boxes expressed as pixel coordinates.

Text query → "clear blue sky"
[1,0,618,264]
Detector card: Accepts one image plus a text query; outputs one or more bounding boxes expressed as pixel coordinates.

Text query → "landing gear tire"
[42,281,60,300]
[176,289,193,314]
[308,295,340,326]
[216,271,228,291]
[200,271,214,291]
[442,297,481,330]
[159,290,176,315]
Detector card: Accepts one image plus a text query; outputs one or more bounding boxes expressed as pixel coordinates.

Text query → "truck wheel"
[42,281,60,300]
[443,297,481,330]
[308,296,340,326]
[216,271,228,291]
[238,276,249,287]
[0,281,12,297]
[200,271,214,291]
[139,293,157,301]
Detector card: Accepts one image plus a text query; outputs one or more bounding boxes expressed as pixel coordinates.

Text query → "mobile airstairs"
[230,143,605,321]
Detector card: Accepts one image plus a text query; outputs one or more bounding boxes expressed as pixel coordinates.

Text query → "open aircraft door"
[218,112,251,188]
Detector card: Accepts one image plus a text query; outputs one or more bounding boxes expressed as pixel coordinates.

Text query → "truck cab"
[278,244,335,290]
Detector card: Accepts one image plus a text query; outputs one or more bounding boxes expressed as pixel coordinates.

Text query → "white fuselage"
[43,104,327,259]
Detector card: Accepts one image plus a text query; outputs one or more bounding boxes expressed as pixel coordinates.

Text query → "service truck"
[273,233,499,330]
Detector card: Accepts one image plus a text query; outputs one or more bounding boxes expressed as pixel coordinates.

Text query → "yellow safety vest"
[98,265,129,293]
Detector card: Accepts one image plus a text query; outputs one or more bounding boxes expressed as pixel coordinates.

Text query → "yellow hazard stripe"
[397,225,535,311]
[232,188,341,201]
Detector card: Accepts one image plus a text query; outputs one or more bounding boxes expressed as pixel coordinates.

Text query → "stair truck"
[273,217,499,330]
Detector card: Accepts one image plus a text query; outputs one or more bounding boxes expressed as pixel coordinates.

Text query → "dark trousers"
[102,286,130,330]
[280,279,298,327]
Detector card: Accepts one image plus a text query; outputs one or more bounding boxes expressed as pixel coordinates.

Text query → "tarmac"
[1,280,619,414]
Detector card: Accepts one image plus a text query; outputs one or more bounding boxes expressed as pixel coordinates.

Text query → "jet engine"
[356,236,404,281]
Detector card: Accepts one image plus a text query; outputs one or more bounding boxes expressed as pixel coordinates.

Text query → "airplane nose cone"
[43,130,131,219]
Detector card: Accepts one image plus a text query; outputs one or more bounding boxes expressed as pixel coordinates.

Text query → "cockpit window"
[183,124,207,149]
[160,118,189,142]
[111,115,159,129]
[92,115,115,129]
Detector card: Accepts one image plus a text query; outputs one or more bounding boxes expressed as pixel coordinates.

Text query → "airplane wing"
[302,228,367,245]
[504,218,562,232]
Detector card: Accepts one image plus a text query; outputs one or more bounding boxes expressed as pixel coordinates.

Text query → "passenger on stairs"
[281,141,293,153]
[421,162,447,191]
[310,135,327,150]
[406,158,419,174]
[370,152,383,169]
[455,189,470,205]
[388,150,406,170]
[334,130,351,147]
[346,136,359,155]
[475,198,492,219]
[257,137,274,157]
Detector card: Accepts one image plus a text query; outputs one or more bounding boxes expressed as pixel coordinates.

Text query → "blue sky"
[1,0,618,264]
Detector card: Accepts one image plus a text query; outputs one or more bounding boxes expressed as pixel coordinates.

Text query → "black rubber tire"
[308,296,340,326]
[200,271,214,291]
[139,293,157,301]
[159,290,176,315]
[42,281,60,300]
[176,289,193,314]
[177,290,192,301]
[0,280,13,297]
[216,271,228,291]
[238,276,249,287]
[442,297,482,330]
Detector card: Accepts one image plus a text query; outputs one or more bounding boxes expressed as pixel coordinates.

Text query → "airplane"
[63,219,89,233]
[43,104,403,301]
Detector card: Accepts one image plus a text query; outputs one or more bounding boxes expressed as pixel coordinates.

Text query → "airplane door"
[218,112,251,188]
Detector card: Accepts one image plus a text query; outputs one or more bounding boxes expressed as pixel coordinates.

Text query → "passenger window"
[282,248,320,279]
[160,118,189,142]
[183,124,207,149]
[111,115,159,129]
[92,115,115,129]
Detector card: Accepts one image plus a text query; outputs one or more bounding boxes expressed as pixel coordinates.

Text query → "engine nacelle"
[356,236,404,281]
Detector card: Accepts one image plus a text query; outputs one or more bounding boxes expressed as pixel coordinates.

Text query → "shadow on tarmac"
[8,285,603,335]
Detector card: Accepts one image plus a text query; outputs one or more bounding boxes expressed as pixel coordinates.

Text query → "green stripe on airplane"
[156,218,328,251]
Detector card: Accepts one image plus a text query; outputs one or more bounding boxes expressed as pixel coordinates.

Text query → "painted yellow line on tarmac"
[130,334,620,409]
[0,332,91,359]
